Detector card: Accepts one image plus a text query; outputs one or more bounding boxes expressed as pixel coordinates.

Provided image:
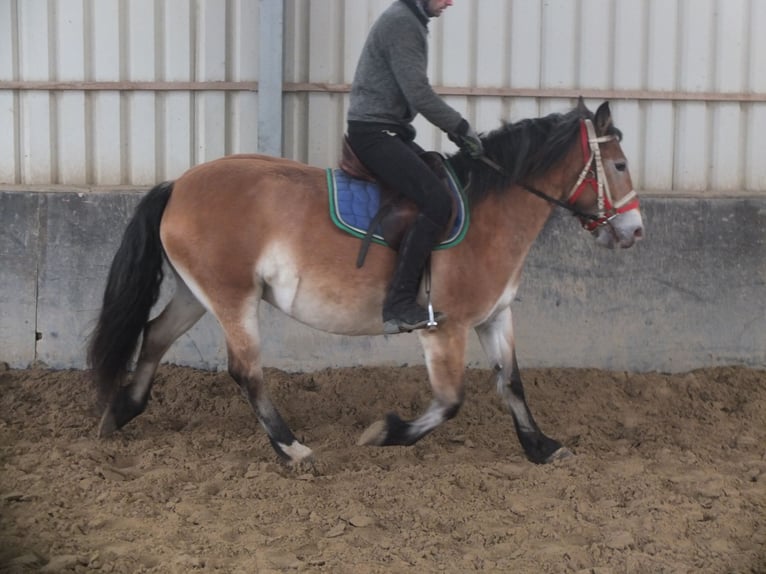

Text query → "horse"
[87,99,643,465]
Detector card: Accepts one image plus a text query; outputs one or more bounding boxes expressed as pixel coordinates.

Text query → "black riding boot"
[383,214,446,334]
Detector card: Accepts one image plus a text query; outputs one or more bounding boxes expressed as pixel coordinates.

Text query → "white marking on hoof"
[278,440,314,465]
[546,447,574,464]
[357,420,387,446]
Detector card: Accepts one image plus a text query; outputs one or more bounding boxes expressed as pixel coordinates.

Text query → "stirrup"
[426,301,439,329]
[424,263,440,330]
[382,309,445,335]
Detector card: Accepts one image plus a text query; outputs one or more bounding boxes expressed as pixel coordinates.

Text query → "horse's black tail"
[87,181,174,406]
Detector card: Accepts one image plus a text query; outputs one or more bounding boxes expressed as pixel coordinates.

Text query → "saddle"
[338,137,461,267]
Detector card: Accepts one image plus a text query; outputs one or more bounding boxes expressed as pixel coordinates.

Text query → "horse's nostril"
[634,227,644,240]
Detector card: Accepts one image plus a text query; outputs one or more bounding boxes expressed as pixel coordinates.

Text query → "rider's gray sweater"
[347,0,465,136]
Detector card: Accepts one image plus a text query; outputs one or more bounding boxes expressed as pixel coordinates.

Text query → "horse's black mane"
[447,105,622,205]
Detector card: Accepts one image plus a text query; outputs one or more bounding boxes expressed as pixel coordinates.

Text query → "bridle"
[477,118,640,232]
[566,118,640,231]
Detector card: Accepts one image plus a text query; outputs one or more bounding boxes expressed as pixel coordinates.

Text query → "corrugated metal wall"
[0,0,260,186]
[1,0,765,192]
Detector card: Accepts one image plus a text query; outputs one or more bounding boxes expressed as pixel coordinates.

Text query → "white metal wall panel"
[160,0,193,182]
[91,0,122,185]
[1,0,765,193]
[18,0,52,184]
[229,0,259,155]
[711,0,746,192]
[643,0,676,192]
[539,0,577,117]
[195,0,226,164]
[508,0,542,121]
[746,0,766,191]
[0,0,261,186]
[675,0,712,192]
[417,2,459,153]
[306,0,344,167]
[127,0,157,185]
[610,1,643,183]
[55,0,87,185]
[579,0,611,90]
[474,0,506,132]
[0,0,17,184]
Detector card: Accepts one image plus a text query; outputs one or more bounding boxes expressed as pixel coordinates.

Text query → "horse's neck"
[466,186,556,280]
[480,147,581,247]
[484,183,556,237]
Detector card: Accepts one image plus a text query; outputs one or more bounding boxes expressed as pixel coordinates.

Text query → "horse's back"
[176,153,325,192]
[164,154,326,229]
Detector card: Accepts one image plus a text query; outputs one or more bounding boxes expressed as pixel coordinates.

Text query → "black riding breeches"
[346,124,452,228]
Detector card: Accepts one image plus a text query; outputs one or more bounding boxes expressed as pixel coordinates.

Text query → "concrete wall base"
[1,189,764,373]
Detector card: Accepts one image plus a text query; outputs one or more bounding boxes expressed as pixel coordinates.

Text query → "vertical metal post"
[258,0,283,156]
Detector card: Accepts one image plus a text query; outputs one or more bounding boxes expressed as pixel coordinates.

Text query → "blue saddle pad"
[326,161,469,249]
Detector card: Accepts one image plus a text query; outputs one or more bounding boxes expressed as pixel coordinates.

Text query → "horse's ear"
[594,101,613,134]
[576,96,588,113]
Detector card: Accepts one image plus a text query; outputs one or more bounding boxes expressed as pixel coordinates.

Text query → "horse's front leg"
[476,307,572,464]
[358,324,467,447]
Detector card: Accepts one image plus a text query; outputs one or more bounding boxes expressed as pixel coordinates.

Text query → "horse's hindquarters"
[160,155,394,337]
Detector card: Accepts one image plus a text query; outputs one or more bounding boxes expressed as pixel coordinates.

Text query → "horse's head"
[566,100,644,249]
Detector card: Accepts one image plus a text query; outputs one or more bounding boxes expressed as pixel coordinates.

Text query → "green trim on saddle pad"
[326,161,470,250]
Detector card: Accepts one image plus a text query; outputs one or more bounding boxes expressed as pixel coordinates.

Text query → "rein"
[477,155,600,224]
[476,118,639,231]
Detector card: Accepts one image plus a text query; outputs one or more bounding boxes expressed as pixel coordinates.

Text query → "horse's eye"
[615,161,627,172]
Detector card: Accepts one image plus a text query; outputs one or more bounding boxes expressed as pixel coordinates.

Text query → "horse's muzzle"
[594,210,644,249]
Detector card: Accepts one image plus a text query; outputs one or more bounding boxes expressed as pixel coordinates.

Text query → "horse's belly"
[258,242,386,336]
[264,290,383,336]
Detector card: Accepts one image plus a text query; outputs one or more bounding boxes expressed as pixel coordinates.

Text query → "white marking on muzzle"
[595,209,644,248]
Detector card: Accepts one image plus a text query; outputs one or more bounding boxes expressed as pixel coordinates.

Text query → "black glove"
[449,119,484,159]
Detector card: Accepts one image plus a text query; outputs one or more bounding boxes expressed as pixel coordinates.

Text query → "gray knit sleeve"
[385,20,464,134]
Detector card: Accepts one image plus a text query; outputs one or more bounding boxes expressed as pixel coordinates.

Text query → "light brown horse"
[88,100,643,465]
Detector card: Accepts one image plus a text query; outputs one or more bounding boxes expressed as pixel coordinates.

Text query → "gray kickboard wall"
[1,189,764,373]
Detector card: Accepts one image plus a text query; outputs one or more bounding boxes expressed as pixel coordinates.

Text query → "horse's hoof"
[545,446,574,463]
[277,440,314,466]
[97,411,117,438]
[290,451,315,468]
[357,420,387,446]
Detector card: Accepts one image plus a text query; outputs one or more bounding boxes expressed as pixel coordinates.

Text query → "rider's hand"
[449,119,484,159]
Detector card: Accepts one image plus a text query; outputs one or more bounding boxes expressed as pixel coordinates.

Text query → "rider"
[347,0,484,334]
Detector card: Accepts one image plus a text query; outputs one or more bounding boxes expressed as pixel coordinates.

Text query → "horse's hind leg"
[220,304,313,465]
[475,307,572,464]
[359,325,467,447]
[99,275,205,436]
